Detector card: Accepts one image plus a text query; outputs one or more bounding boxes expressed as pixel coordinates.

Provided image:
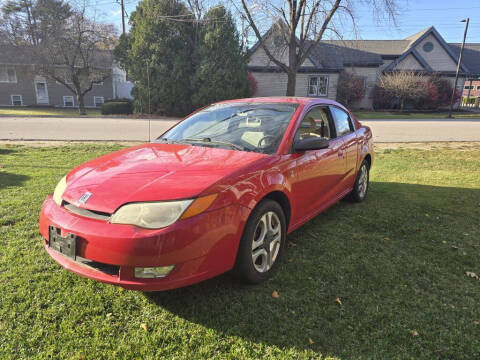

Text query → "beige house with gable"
[248,25,480,109]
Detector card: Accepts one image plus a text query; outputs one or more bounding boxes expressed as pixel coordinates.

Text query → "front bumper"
[39,196,250,291]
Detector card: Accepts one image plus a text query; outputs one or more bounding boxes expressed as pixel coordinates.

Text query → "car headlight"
[53,175,67,206]
[110,194,217,229]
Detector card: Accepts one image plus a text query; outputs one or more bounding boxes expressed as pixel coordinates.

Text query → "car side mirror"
[294,137,329,152]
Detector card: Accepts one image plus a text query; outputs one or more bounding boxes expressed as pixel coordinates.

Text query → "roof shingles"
[249,25,480,75]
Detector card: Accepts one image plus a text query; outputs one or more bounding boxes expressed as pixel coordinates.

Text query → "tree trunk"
[77,94,86,115]
[400,98,405,112]
[286,71,297,96]
[286,38,298,96]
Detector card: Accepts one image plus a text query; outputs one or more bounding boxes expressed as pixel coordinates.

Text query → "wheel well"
[264,191,291,230]
[363,154,372,169]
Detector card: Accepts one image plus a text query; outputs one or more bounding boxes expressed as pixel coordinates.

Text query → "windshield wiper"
[183,137,245,151]
[156,137,190,145]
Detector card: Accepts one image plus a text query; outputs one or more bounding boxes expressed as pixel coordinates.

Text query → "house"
[0,45,131,108]
[463,80,480,99]
[248,25,480,109]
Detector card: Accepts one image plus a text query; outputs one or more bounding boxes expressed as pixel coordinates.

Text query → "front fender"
[203,154,294,212]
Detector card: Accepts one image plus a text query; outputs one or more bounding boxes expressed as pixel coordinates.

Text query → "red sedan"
[39,97,374,291]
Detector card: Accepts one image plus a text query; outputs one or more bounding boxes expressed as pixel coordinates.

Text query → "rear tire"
[349,160,370,202]
[233,199,286,284]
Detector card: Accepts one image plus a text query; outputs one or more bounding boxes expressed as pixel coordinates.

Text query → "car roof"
[216,97,342,107]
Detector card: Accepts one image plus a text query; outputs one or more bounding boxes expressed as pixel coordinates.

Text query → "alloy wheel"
[358,164,368,199]
[251,211,282,273]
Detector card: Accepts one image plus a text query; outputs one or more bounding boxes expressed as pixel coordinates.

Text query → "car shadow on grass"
[145,182,480,358]
[0,148,17,155]
[0,171,29,190]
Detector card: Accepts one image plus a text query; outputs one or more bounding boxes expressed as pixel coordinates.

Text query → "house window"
[464,86,473,90]
[422,41,434,52]
[307,75,329,97]
[477,86,480,90]
[0,67,17,83]
[11,94,23,106]
[94,96,104,107]
[63,96,74,107]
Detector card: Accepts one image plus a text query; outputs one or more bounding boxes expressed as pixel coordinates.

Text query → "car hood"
[62,143,266,213]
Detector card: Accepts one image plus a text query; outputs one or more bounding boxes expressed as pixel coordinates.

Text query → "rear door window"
[330,107,354,137]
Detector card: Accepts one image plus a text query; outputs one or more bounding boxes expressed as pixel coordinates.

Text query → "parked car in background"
[39,97,374,291]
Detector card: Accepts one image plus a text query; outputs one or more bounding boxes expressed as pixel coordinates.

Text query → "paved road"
[1,116,480,142]
[0,117,178,142]
[362,118,480,142]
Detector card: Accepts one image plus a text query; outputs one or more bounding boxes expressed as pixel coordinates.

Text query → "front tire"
[233,199,286,284]
[349,159,370,202]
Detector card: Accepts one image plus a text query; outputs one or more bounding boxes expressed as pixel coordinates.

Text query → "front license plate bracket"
[48,225,77,260]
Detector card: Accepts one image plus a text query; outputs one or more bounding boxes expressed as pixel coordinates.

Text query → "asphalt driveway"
[1,116,480,142]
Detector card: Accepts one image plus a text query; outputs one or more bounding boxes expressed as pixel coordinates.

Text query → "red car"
[39,97,373,291]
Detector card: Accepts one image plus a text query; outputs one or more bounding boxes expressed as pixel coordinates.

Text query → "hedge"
[101,100,133,115]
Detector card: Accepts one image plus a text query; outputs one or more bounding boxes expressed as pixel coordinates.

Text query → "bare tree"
[1,0,116,115]
[36,7,116,114]
[236,0,397,96]
[378,71,427,112]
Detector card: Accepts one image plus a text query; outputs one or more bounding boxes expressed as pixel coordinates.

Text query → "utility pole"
[120,0,126,35]
[448,18,469,118]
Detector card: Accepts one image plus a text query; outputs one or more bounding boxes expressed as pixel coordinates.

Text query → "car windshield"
[156,102,299,154]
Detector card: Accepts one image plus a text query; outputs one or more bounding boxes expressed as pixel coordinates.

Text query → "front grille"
[76,256,120,276]
[64,202,111,221]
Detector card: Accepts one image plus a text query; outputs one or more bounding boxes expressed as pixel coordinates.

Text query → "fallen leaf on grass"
[288,258,293,262]
[272,290,280,298]
[335,297,342,307]
[410,330,419,337]
[474,321,479,326]
[308,337,314,345]
[425,213,430,217]
[466,271,479,280]
[106,313,113,318]
[288,241,297,247]
[140,323,148,331]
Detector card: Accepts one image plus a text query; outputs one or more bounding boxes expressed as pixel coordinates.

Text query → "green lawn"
[353,111,480,119]
[0,106,102,117]
[0,144,479,359]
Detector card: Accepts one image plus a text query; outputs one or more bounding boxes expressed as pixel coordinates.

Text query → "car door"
[329,106,358,190]
[289,106,347,223]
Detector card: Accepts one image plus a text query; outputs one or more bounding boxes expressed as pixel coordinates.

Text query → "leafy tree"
[429,74,459,108]
[414,80,438,110]
[247,71,257,96]
[191,5,250,108]
[372,84,394,110]
[117,0,195,116]
[336,71,365,107]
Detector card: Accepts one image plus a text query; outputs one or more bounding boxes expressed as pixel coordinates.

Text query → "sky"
[91,0,480,44]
